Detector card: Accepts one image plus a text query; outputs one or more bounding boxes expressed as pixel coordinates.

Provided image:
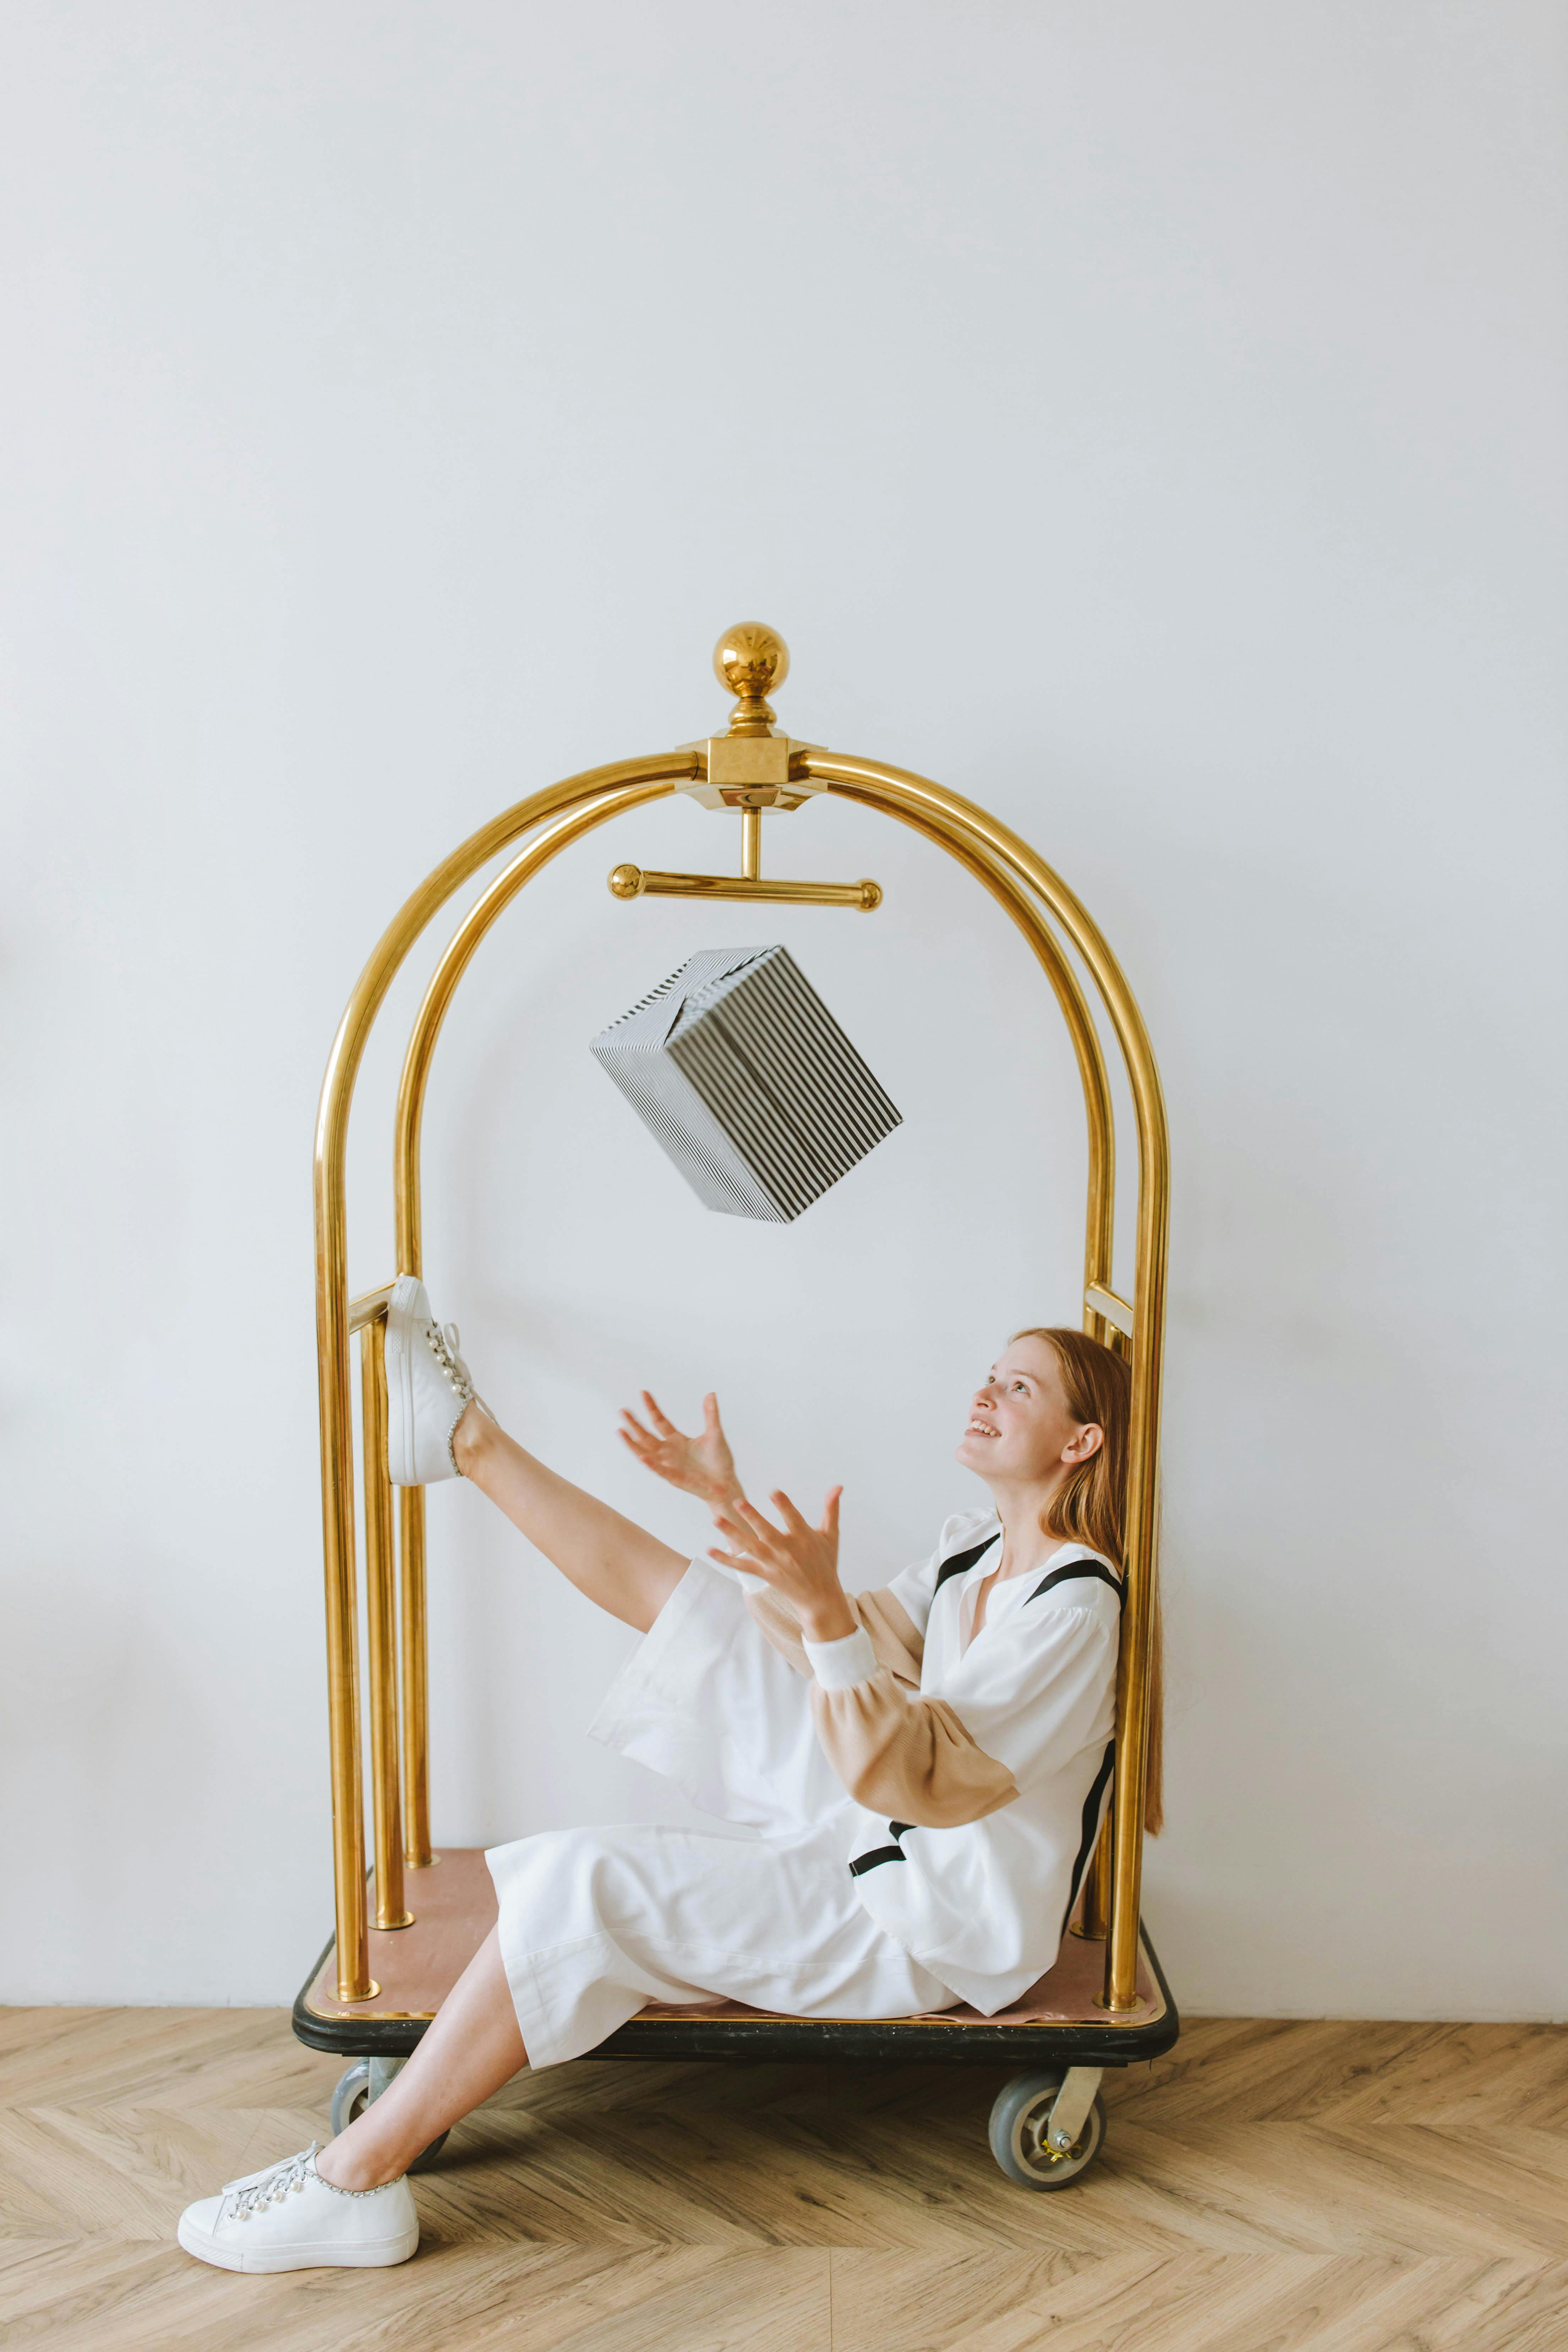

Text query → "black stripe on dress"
[848,1556,1117,1879]
[1026,1560,1124,1606]
[848,1821,917,1877]
[1059,1738,1117,1940]
[847,1845,906,1877]
[933,1530,1000,1592]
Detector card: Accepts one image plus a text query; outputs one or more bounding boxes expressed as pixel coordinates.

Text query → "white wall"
[2,2,1563,2019]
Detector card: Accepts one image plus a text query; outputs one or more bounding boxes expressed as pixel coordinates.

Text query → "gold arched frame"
[314,733,1168,2017]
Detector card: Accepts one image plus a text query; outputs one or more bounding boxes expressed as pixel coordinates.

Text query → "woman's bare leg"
[315,1928,525,2190]
[453,1402,687,1632]
[311,1414,687,2191]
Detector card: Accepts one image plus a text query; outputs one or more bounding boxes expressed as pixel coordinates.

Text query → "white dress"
[485,1508,1120,2067]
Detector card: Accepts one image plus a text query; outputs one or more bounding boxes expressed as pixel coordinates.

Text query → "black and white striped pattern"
[591,947,902,1222]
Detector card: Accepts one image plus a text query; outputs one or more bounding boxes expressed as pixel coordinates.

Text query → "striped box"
[590,946,902,1222]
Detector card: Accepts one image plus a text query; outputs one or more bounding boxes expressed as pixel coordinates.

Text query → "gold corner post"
[359,1311,411,1931]
[799,749,1169,2015]
[314,754,695,2001]
[398,1487,432,1868]
[316,624,1167,2019]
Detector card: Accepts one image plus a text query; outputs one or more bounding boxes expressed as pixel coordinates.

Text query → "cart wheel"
[988,2070,1105,2190]
[328,2060,449,2173]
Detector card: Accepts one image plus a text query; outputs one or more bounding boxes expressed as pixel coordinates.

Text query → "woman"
[178,1283,1158,2272]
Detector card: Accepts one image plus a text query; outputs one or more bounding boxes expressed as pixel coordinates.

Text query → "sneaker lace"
[425,1320,474,1400]
[225,2144,318,2221]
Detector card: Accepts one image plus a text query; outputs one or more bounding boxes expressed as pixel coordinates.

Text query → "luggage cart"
[293,624,1178,2189]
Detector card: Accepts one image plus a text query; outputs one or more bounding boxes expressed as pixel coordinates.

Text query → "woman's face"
[955,1336,1102,1485]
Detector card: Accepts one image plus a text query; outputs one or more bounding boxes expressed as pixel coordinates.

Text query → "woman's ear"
[1062,1422,1104,1464]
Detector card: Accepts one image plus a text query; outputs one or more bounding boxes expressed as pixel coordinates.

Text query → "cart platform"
[292,1847,1179,2069]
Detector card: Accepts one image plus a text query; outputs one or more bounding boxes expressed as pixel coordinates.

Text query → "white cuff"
[713,1560,769,1597]
[802,1625,879,1691]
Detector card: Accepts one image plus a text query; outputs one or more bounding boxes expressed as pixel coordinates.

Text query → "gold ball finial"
[713,622,789,701]
[713,622,789,735]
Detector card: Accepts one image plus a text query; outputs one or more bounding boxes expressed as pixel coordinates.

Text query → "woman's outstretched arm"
[616,1388,747,1521]
[453,1402,687,1633]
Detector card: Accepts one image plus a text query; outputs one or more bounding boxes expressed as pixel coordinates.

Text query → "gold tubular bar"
[925,835,1116,1331]
[804,752,1169,2015]
[1075,1816,1113,1940]
[349,1283,395,1333]
[315,749,696,2000]
[399,1486,431,1866]
[741,806,762,879]
[397,793,679,1278]
[608,862,881,911]
[360,1317,411,1932]
[801,809,1124,1954]
[964,829,1125,1910]
[384,777,684,1868]
[348,1295,432,1864]
[1085,1282,1135,1339]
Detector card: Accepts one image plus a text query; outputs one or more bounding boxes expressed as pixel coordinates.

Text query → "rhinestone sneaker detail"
[424,1320,478,1474]
[177,2139,419,2271]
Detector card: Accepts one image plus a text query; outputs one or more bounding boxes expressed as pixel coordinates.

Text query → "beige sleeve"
[743,1583,926,1686]
[809,1672,1020,1828]
[741,1581,1017,1828]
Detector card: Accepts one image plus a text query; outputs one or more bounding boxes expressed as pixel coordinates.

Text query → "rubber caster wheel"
[329,2059,449,2173]
[988,2070,1105,2189]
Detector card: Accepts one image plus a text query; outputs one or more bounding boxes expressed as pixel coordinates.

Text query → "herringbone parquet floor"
[1,2005,1563,2350]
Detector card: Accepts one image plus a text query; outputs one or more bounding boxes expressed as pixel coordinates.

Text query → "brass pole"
[778,803,1124,1949]
[804,752,1169,2015]
[360,1315,412,1931]
[957,830,1120,1948]
[315,751,695,1999]
[394,788,678,1273]
[741,805,762,879]
[606,864,880,910]
[933,835,1116,1328]
[1076,1816,1113,1940]
[399,1487,432,1867]
[383,777,680,1868]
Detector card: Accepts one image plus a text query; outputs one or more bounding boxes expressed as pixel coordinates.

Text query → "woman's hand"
[709,1488,857,1644]
[618,1390,741,1516]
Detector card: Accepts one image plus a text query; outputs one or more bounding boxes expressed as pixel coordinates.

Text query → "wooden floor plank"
[827,2248,1112,2352]
[0,2009,1562,2351]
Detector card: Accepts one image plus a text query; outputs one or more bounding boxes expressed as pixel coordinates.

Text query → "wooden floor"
[1,2007,1564,2351]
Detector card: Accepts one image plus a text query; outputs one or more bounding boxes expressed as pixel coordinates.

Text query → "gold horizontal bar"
[1085,1282,1135,1338]
[348,1283,396,1334]
[607,863,880,911]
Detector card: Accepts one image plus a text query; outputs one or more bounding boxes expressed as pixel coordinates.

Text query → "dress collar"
[955,1538,1109,1651]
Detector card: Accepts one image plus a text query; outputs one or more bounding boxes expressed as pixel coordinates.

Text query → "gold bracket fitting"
[625,622,881,907]
[676,622,825,811]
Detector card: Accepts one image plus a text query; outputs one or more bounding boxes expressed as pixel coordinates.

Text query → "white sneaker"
[176,2143,418,2272]
[385,1275,479,1486]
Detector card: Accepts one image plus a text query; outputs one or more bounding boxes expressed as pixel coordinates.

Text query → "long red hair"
[1011,1326,1164,1836]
